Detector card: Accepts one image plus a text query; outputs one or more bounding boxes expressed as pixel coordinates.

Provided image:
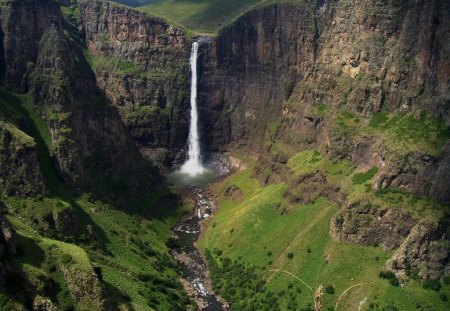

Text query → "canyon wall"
[197,3,317,152]
[0,0,147,193]
[80,0,191,164]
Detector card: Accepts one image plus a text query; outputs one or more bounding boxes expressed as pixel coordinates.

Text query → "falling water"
[180,42,206,176]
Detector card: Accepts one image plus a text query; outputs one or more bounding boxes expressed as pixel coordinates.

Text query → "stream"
[171,186,227,311]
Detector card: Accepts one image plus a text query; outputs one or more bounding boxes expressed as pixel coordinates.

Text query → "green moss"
[366,111,450,155]
[314,104,330,118]
[352,166,378,185]
[0,121,35,148]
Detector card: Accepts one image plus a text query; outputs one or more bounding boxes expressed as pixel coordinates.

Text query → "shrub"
[267,251,272,256]
[379,271,396,279]
[389,277,400,286]
[440,293,448,302]
[422,279,441,291]
[325,285,335,295]
[379,270,399,286]
[287,252,294,259]
[306,248,312,253]
[352,166,378,185]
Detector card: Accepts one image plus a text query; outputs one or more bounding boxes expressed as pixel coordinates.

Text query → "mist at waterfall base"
[167,42,217,187]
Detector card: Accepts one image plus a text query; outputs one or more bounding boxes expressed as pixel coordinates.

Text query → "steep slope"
[196,1,450,310]
[0,0,153,195]
[79,0,191,165]
[0,1,192,310]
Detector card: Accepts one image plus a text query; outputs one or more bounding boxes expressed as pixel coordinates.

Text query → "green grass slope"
[198,156,450,311]
[111,0,303,33]
[0,90,193,310]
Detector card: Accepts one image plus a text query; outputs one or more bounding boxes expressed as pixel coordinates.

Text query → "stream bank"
[171,186,229,310]
[169,153,244,310]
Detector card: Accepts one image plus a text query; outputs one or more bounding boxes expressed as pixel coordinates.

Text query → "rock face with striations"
[0,0,147,192]
[80,0,191,165]
[198,4,316,153]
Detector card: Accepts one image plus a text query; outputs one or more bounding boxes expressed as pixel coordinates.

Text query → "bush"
[439,293,447,302]
[287,252,294,259]
[379,271,396,279]
[443,276,450,285]
[422,279,441,291]
[267,251,272,256]
[306,248,312,253]
[389,277,400,286]
[379,270,399,286]
[325,285,335,295]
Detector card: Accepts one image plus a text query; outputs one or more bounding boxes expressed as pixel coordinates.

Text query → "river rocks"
[172,187,226,310]
[330,200,416,251]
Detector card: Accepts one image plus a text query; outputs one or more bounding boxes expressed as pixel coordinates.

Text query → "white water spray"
[180,42,205,176]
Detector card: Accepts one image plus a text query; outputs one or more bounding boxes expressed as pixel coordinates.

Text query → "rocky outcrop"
[386,220,450,280]
[0,0,150,193]
[330,200,416,251]
[60,263,108,310]
[79,0,191,164]
[0,121,45,197]
[276,0,450,200]
[0,203,17,289]
[330,201,450,279]
[0,0,64,91]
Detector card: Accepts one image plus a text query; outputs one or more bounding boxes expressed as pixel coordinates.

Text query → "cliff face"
[0,0,146,192]
[0,121,45,197]
[198,0,450,201]
[198,4,317,152]
[80,0,191,164]
[276,0,450,201]
[195,0,450,280]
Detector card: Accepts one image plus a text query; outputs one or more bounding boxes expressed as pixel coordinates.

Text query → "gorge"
[0,0,449,310]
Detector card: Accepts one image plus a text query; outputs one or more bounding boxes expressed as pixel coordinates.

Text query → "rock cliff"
[79,0,191,164]
[0,0,149,193]
[0,121,45,197]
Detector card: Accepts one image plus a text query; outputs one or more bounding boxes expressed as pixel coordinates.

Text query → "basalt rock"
[198,4,317,153]
[79,0,191,164]
[0,0,150,194]
[330,200,416,251]
[385,219,450,280]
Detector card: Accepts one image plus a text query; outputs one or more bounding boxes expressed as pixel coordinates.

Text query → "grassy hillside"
[112,0,301,33]
[0,90,193,310]
[198,155,450,310]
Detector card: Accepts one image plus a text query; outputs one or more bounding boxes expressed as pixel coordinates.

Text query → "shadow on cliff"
[0,90,109,247]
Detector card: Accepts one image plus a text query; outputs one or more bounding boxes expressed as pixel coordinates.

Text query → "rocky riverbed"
[171,187,229,310]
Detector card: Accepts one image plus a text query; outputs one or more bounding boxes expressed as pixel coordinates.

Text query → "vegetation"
[113,0,309,33]
[199,155,450,310]
[0,89,193,310]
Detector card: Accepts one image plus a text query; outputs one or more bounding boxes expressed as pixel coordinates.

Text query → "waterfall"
[180,42,205,176]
